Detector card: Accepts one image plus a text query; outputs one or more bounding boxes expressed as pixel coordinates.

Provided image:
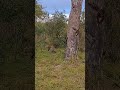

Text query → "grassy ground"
[35,47,85,90]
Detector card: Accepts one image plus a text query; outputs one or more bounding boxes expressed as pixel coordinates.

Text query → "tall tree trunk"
[85,0,105,90]
[65,0,83,60]
[86,0,120,90]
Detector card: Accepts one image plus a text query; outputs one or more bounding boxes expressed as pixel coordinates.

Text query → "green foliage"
[35,2,85,51]
[35,22,46,35]
[45,11,67,48]
[35,22,46,49]
[35,0,47,20]
[35,11,85,51]
[35,2,42,18]
[35,11,67,48]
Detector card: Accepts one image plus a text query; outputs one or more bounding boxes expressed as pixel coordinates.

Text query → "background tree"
[35,0,47,21]
[65,0,83,60]
[35,11,67,52]
[45,11,67,49]
[35,0,48,50]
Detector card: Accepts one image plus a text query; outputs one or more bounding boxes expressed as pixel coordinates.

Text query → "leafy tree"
[35,0,47,21]
[35,10,67,51]
[35,1,47,49]
[45,11,67,48]
[35,22,46,45]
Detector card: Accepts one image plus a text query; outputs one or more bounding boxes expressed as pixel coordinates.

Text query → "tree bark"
[85,0,105,90]
[86,0,120,90]
[65,0,83,60]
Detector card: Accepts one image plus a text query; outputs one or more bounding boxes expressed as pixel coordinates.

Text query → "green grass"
[35,47,85,90]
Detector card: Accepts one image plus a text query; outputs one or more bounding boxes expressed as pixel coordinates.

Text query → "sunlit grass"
[35,47,85,90]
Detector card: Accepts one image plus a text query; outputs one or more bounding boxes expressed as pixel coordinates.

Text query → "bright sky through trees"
[38,0,85,16]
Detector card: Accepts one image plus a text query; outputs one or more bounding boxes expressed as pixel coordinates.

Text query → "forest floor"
[35,47,85,90]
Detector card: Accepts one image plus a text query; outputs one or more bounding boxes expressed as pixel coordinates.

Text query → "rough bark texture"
[86,0,104,89]
[86,0,120,90]
[65,0,82,60]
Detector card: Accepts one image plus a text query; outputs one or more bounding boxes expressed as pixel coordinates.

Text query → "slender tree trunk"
[65,0,83,60]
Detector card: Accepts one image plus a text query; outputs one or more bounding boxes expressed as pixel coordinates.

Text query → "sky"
[38,0,85,18]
